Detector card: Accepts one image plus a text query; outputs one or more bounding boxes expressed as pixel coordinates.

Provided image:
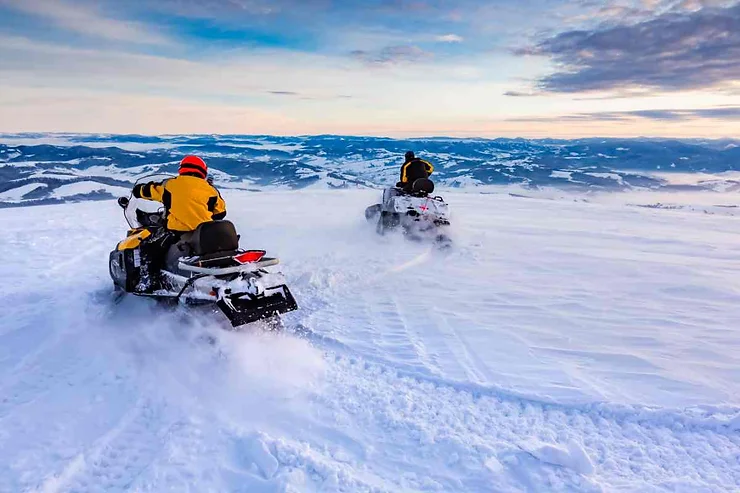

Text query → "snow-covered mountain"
[2,133,739,207]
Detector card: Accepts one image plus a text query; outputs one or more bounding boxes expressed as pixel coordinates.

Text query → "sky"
[0,0,739,138]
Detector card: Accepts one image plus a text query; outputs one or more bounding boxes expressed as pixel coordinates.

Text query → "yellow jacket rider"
[133,155,226,232]
[398,151,434,192]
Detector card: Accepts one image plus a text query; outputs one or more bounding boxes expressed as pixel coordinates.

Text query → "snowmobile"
[365,178,451,245]
[108,176,298,328]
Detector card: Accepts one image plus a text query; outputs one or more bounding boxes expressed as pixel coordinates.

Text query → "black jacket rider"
[397,151,434,192]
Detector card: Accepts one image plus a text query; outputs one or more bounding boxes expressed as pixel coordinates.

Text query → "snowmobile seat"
[411,178,434,196]
[187,220,240,256]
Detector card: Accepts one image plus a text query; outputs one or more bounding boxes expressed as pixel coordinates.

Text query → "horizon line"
[1,131,738,143]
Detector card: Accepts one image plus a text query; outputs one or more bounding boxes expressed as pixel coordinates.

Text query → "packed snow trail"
[0,190,739,492]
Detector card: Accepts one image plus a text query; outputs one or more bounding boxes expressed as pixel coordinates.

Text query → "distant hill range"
[2,133,739,206]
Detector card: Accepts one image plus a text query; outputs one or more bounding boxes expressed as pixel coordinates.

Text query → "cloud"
[504,90,537,97]
[0,88,299,134]
[267,90,353,100]
[515,2,740,93]
[350,45,432,66]
[0,0,170,45]
[690,106,740,118]
[509,106,740,122]
[435,33,464,43]
[565,4,652,24]
[0,36,369,103]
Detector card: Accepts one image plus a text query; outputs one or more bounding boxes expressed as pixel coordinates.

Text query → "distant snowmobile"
[108,176,298,328]
[365,178,451,246]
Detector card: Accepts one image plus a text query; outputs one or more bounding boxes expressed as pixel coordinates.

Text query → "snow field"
[0,189,738,492]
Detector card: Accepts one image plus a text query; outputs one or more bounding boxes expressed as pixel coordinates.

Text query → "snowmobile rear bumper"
[178,258,279,275]
[217,284,298,327]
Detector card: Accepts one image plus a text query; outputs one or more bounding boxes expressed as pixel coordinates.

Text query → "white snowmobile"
[365,178,451,245]
[108,176,298,328]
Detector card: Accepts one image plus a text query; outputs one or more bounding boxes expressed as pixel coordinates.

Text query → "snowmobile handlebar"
[118,197,130,209]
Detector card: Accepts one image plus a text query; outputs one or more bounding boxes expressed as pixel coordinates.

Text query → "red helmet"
[179,155,207,179]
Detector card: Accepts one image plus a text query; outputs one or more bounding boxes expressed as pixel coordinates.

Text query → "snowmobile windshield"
[123,173,174,229]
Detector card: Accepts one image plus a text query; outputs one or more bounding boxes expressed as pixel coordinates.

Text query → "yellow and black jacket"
[399,158,434,186]
[133,175,226,232]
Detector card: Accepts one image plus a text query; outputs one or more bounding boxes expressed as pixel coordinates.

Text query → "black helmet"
[404,150,415,161]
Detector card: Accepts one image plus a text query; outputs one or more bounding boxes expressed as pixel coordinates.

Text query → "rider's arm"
[132,181,165,202]
[208,189,227,220]
[400,162,409,183]
[423,160,434,175]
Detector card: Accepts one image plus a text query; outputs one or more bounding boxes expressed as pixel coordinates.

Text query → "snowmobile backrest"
[411,178,434,196]
[188,220,239,256]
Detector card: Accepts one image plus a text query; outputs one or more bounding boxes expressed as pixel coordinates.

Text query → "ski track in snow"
[0,190,739,492]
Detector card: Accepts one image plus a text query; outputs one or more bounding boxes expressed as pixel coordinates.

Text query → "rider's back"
[159,175,225,232]
[398,151,434,192]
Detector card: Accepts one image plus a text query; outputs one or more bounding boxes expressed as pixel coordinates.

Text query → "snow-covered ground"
[0,189,738,492]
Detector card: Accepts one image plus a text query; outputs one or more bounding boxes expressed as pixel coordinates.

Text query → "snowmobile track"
[33,398,175,493]
[291,324,740,491]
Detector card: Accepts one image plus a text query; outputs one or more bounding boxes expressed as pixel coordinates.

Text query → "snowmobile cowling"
[117,229,151,251]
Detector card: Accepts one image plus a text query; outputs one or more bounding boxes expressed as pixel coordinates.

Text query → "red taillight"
[234,250,266,264]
